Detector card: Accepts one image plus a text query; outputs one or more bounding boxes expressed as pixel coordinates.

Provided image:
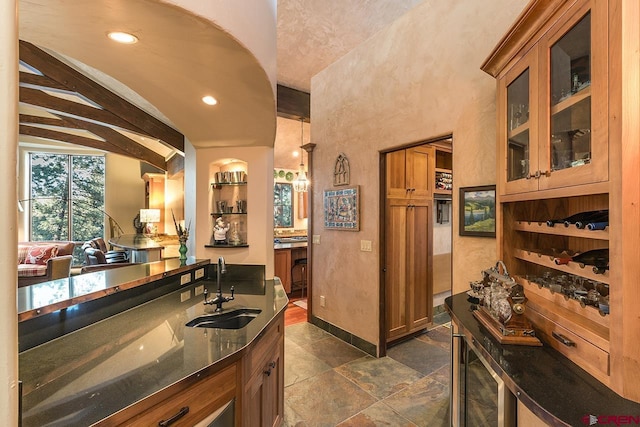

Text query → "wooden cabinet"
[494,0,608,196]
[96,363,238,426]
[274,247,306,294]
[386,145,435,199]
[385,143,435,343]
[243,314,284,427]
[385,198,433,342]
[483,0,640,403]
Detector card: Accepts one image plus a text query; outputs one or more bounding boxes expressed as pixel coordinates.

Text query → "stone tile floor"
[283,312,453,426]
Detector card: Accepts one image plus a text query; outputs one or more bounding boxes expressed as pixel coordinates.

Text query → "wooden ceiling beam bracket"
[277,84,310,122]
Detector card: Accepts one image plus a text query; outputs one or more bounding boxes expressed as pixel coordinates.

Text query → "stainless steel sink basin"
[185,308,262,329]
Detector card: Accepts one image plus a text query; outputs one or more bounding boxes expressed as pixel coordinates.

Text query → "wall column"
[0,0,19,423]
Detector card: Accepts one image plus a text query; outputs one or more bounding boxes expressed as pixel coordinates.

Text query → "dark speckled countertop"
[446,293,640,426]
[19,277,288,426]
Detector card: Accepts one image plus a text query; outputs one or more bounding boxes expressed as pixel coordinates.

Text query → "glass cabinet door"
[507,68,531,182]
[549,12,591,173]
[539,1,608,190]
[499,48,538,195]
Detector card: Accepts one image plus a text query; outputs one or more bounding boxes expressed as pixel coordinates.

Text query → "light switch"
[360,240,372,252]
[195,268,205,279]
[312,235,321,244]
[180,273,191,285]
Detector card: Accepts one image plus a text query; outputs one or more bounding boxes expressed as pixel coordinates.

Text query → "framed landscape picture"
[323,186,359,231]
[459,185,496,237]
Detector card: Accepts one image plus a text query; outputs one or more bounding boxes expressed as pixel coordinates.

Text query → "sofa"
[18,241,75,288]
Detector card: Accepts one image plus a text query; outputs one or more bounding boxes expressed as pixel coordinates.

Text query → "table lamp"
[139,208,161,235]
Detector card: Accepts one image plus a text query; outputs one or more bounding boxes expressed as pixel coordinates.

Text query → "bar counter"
[446,292,640,426]
[19,275,288,426]
[18,257,209,322]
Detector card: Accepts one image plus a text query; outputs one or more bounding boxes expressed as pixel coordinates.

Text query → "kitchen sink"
[185,308,262,329]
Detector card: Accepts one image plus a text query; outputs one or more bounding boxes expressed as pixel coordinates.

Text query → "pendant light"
[293,118,310,192]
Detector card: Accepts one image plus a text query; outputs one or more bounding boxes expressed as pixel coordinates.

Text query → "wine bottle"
[545,210,607,228]
[554,248,609,274]
[586,221,609,231]
[575,210,608,229]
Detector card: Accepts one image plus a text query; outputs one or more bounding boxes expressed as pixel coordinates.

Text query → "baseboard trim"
[310,315,377,357]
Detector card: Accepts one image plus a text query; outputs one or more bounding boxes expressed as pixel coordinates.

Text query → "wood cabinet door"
[244,338,283,427]
[274,249,291,293]
[407,200,433,332]
[406,145,435,199]
[385,198,410,341]
[386,146,435,199]
[386,149,408,198]
[385,198,433,342]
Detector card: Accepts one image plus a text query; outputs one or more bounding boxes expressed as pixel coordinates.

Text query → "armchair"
[82,238,129,265]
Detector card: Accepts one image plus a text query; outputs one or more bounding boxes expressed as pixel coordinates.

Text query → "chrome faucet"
[203,256,234,312]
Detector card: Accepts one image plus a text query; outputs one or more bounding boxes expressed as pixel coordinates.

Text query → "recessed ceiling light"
[202,95,218,106]
[107,31,138,44]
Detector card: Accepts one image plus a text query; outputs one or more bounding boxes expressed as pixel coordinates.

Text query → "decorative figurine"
[213,217,230,245]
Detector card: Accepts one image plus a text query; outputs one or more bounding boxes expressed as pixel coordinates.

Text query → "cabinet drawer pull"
[158,406,189,426]
[552,331,576,347]
[264,361,276,376]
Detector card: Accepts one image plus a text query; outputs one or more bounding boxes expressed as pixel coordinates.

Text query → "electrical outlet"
[195,268,205,279]
[312,235,321,244]
[180,273,191,285]
[180,290,191,302]
[320,295,326,307]
[194,285,204,296]
[360,240,372,252]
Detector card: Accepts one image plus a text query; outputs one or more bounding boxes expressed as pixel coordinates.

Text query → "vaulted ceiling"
[18,0,427,169]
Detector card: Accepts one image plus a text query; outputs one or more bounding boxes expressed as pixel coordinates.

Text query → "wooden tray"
[473,309,542,346]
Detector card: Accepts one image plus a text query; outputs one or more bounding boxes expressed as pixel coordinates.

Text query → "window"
[274,183,293,228]
[29,153,105,263]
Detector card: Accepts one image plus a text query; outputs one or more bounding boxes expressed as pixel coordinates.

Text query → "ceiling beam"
[277,84,310,122]
[19,114,167,170]
[19,40,184,152]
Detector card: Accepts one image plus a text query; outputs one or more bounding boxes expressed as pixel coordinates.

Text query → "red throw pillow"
[24,246,59,265]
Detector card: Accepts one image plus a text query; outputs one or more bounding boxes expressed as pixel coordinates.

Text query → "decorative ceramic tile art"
[323,186,359,231]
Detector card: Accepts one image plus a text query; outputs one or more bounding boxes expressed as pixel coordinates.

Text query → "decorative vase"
[179,239,188,261]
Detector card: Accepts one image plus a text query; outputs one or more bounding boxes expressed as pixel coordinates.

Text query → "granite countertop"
[109,233,165,249]
[274,241,308,250]
[18,257,210,322]
[446,292,640,426]
[19,278,288,426]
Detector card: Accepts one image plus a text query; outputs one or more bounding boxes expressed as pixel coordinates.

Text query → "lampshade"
[140,208,161,223]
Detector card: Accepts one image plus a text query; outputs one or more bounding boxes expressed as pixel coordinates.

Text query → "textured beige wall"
[310,0,527,347]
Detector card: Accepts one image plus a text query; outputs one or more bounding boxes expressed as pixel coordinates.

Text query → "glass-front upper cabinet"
[539,1,607,191]
[498,0,608,196]
[500,48,539,195]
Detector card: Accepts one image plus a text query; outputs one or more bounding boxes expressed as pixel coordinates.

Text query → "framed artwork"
[323,185,359,231]
[459,185,496,237]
